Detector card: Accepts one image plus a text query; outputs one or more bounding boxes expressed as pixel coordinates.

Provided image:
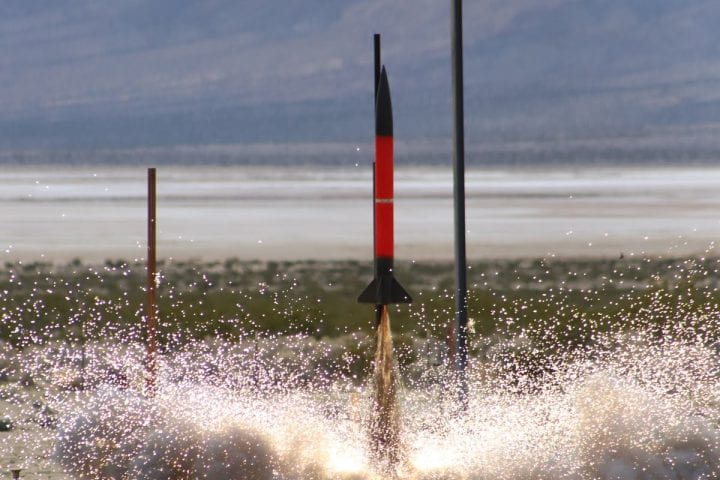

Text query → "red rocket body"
[374,135,394,258]
[358,66,412,305]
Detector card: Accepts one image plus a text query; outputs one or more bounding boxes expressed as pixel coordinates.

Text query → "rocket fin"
[358,275,412,304]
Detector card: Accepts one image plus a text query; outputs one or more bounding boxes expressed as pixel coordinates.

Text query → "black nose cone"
[375,66,393,137]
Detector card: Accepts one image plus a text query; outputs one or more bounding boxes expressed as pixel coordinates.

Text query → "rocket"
[358,66,412,305]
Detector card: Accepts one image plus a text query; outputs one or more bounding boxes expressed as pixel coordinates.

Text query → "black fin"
[358,275,412,304]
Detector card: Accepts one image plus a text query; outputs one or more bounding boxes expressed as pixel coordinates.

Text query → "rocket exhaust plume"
[367,305,403,472]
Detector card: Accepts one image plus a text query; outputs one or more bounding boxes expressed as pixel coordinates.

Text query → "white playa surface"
[0,164,719,262]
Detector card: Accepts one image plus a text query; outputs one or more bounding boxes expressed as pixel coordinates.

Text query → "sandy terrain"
[0,165,718,263]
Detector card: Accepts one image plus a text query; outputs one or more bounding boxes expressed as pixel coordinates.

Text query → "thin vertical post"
[80,317,86,391]
[374,34,381,104]
[146,167,157,396]
[451,0,469,403]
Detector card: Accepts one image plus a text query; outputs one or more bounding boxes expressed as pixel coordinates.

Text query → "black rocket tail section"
[358,274,412,304]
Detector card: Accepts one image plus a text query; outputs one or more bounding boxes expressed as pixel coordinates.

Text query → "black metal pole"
[451,0,468,403]
[374,34,381,104]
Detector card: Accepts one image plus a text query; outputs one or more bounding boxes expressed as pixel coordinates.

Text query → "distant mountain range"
[2,0,720,164]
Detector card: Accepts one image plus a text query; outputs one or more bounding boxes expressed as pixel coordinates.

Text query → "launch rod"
[374,160,383,327]
[374,34,381,108]
[146,167,157,396]
[451,0,469,404]
[373,34,380,257]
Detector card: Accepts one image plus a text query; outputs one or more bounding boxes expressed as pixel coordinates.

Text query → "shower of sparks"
[0,254,720,479]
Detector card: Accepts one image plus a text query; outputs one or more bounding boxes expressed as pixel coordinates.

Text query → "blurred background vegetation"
[2,255,718,356]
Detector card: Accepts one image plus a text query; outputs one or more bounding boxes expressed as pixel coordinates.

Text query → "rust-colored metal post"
[145,167,157,396]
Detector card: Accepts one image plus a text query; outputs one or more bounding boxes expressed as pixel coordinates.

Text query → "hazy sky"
[1,0,720,151]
